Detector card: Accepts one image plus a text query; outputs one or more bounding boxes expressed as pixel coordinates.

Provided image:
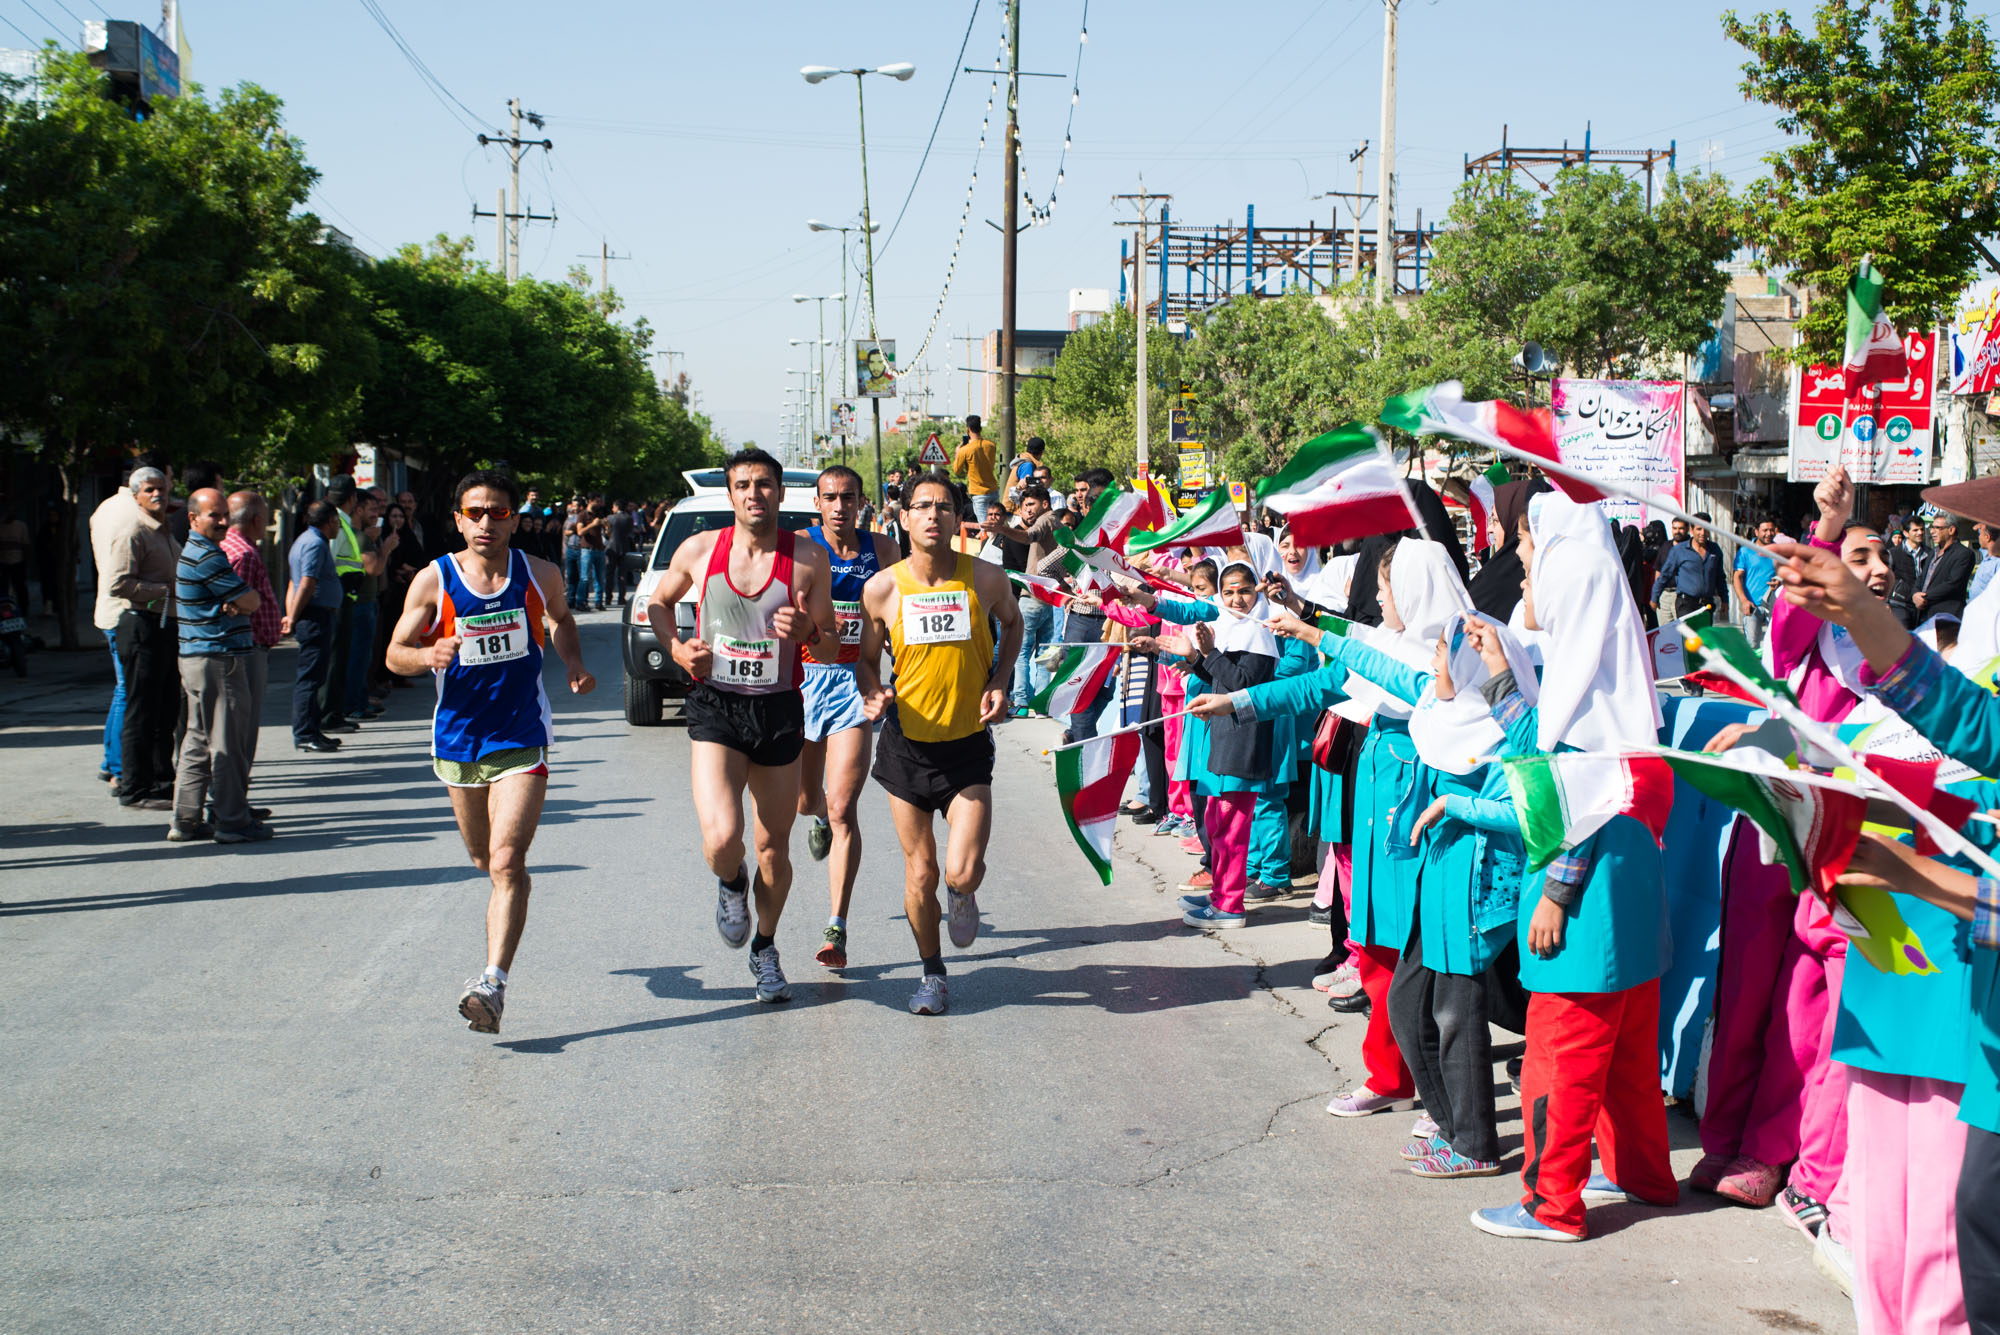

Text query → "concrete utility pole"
[1113,190,1171,475]
[472,99,553,284]
[577,240,630,306]
[1376,1,1398,303]
[1350,140,1369,278]
[999,0,1022,466]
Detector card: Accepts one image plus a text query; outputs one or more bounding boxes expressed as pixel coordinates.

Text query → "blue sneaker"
[1581,1173,1629,1205]
[1469,1202,1583,1243]
[1178,892,1211,911]
[1181,904,1247,930]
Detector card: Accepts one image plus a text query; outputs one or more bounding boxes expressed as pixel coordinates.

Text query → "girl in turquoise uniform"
[1463,490,1679,1244]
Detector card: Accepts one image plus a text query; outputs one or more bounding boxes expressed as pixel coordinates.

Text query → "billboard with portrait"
[854,340,896,399]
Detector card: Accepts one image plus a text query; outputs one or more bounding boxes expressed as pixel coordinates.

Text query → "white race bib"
[457,609,528,666]
[903,590,970,645]
[1853,715,1983,786]
[714,634,777,684]
[834,600,864,646]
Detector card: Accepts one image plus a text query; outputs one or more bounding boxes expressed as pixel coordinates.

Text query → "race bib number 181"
[457,608,528,666]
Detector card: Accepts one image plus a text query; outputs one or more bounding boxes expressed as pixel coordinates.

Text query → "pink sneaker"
[1713,1155,1783,1208]
[1325,1086,1416,1118]
[1179,836,1203,855]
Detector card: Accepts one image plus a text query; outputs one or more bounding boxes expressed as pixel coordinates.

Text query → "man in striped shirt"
[169,489,269,845]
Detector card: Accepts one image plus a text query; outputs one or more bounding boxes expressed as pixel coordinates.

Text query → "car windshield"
[649,509,819,569]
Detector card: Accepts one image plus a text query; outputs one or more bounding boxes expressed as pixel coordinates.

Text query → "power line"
[40,0,83,25]
[14,0,78,47]
[878,0,982,261]
[0,11,39,45]
[904,18,1007,366]
[352,0,495,136]
[1022,0,1088,225]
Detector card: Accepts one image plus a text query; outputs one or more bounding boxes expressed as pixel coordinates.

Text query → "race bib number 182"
[903,590,971,645]
[834,600,864,646]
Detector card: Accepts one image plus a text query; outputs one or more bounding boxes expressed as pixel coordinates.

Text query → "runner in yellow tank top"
[857,472,1023,1015]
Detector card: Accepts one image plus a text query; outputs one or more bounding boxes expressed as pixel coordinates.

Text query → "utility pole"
[577,240,630,309]
[1376,1,1399,303]
[999,0,1022,467]
[958,333,981,423]
[473,99,553,283]
[1113,189,1171,475]
[1349,141,1369,278]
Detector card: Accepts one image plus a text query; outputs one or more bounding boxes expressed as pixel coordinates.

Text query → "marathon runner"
[647,448,839,1004]
[855,471,1024,1014]
[385,470,594,1035]
[797,465,901,970]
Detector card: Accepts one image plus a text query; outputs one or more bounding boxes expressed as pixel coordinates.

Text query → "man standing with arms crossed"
[647,449,839,1004]
[855,472,1024,1015]
[386,470,594,1035]
[798,465,900,970]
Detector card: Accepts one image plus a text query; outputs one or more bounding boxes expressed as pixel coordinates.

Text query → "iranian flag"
[1073,478,1147,552]
[1466,459,1510,555]
[1008,569,1072,610]
[1843,255,1909,396]
[1658,749,1866,899]
[1032,643,1123,719]
[1255,424,1426,547]
[1677,618,1788,706]
[1501,751,1675,872]
[1053,529,1138,595]
[1381,381,1605,505]
[1129,486,1245,555]
[1056,731,1143,884]
[1317,611,1354,640]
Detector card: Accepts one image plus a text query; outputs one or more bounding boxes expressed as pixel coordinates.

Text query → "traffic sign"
[918,433,949,466]
[1228,480,1248,507]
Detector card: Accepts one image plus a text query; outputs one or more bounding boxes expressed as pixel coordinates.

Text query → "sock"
[751,932,774,954]
[722,867,747,894]
[921,954,946,978]
[484,965,507,986]
[829,915,846,930]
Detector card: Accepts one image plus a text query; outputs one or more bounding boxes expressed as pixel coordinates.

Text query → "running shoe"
[1182,904,1246,929]
[1178,836,1204,855]
[1313,962,1359,993]
[1687,1151,1732,1195]
[1581,1174,1630,1205]
[947,888,980,948]
[1411,1146,1503,1179]
[1714,1154,1783,1208]
[1177,892,1211,912]
[1244,878,1286,901]
[1325,1086,1413,1118]
[815,925,848,970]
[806,817,832,862]
[1153,814,1187,837]
[1469,1202,1583,1243]
[1326,965,1365,1001]
[1777,1185,1829,1238]
[909,973,949,1015]
[1813,1220,1855,1298]
[715,875,752,949]
[458,975,505,1034]
[748,944,791,1003]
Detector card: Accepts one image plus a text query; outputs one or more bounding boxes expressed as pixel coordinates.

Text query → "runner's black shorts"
[684,681,806,768]
[872,710,994,813]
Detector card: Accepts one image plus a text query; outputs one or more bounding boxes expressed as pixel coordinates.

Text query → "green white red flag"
[1381,381,1605,505]
[1032,643,1123,719]
[1073,478,1147,552]
[1052,529,1138,595]
[1128,486,1244,555]
[1008,569,1072,610]
[1500,751,1675,872]
[1843,255,1909,396]
[1254,424,1426,547]
[1657,749,1866,900]
[1056,731,1143,884]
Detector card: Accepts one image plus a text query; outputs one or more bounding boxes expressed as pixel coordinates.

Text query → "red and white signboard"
[1787,330,1937,484]
[918,432,949,466]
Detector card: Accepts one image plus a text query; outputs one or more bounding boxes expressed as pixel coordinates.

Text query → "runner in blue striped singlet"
[387,470,593,1036]
[798,465,901,969]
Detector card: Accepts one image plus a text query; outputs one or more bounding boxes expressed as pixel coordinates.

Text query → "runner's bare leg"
[888,794,943,959]
[690,740,750,882]
[797,737,829,823]
[449,771,547,972]
[939,784,993,899]
[744,758,802,936]
[820,725,872,919]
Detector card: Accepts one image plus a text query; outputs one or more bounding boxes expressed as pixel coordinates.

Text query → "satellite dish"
[1511,341,1553,375]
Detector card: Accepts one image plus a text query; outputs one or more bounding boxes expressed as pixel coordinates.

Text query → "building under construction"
[1463,124,1678,202]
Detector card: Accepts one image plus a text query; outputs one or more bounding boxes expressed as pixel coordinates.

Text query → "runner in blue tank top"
[798,465,902,969]
[387,470,593,1036]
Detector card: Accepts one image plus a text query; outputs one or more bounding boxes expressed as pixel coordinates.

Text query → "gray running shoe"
[946,888,980,948]
[909,973,948,1015]
[458,975,505,1034]
[715,875,751,949]
[806,817,832,862]
[749,944,791,1003]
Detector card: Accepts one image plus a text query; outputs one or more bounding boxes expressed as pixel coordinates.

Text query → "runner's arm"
[774,542,840,664]
[976,561,1024,724]
[385,564,455,676]
[649,534,712,678]
[854,569,896,718]
[529,553,595,694]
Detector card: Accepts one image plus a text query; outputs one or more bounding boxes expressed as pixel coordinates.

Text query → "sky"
[6,0,1795,453]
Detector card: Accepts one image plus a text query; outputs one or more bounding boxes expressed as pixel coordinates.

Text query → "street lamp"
[804,227,875,396]
[803,63,914,505]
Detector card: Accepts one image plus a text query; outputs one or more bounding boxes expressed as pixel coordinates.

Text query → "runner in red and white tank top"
[646,450,838,1007]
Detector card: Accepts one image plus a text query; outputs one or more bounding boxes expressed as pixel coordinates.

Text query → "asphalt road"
[1,614,1854,1334]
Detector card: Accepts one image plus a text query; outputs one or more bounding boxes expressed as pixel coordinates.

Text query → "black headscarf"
[1464,479,1550,622]
[1344,480,1471,626]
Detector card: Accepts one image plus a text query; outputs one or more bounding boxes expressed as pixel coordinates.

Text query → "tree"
[1725,0,2000,362]
[0,52,376,647]
[1425,168,1738,378]
[1012,307,1183,485]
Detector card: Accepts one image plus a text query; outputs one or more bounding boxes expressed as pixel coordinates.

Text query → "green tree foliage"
[1425,168,1739,379]
[1013,308,1182,484]
[1725,0,2000,362]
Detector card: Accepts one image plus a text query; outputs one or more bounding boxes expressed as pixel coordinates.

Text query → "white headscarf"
[1301,552,1358,614]
[1525,490,1663,752]
[1955,574,2000,676]
[1202,531,1283,582]
[1409,612,1542,775]
[1276,526,1324,595]
[1341,539,1471,723]
[1211,561,1278,656]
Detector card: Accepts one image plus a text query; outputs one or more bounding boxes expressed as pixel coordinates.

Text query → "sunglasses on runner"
[458,505,514,521]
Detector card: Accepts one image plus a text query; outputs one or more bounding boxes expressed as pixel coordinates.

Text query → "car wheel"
[623,669,663,726]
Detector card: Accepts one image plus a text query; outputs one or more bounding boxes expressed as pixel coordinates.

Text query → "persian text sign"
[1787,331,1936,484]
[1549,379,1686,527]
[1952,282,2000,396]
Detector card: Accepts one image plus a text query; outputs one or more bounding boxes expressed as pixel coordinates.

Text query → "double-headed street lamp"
[804,225,876,396]
[789,333,834,456]
[802,62,912,503]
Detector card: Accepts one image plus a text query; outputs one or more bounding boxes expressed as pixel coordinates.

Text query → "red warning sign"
[918,433,949,466]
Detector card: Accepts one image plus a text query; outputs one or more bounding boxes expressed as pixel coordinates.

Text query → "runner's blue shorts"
[802,662,868,742]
